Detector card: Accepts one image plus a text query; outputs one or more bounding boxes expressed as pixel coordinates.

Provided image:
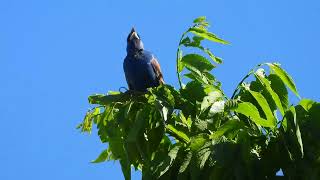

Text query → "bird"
[123,28,164,92]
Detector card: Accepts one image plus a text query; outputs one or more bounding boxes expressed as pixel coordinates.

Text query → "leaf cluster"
[78,17,320,180]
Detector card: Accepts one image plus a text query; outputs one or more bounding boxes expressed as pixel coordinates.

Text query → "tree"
[78,17,320,180]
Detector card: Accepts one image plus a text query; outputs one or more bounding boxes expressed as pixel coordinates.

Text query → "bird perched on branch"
[123,28,164,92]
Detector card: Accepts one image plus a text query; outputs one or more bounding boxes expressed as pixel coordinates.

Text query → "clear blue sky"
[1,0,319,179]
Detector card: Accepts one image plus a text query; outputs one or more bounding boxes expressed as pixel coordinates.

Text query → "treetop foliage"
[78,16,320,180]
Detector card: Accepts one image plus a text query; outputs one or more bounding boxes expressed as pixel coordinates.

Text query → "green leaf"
[203,71,216,83]
[188,27,229,44]
[268,74,289,112]
[299,98,315,111]
[152,144,181,178]
[166,124,190,143]
[184,68,217,86]
[180,37,191,45]
[178,111,191,128]
[91,149,111,163]
[80,108,100,133]
[190,134,209,151]
[184,69,209,85]
[267,63,300,98]
[180,37,223,65]
[289,106,304,157]
[210,119,244,139]
[181,54,215,72]
[283,106,304,159]
[193,16,206,23]
[193,118,208,131]
[248,89,276,125]
[307,102,320,133]
[181,81,207,103]
[188,141,212,180]
[203,48,223,64]
[124,101,134,119]
[215,57,223,64]
[178,49,184,73]
[108,137,125,159]
[234,102,274,127]
[196,145,211,169]
[88,94,118,105]
[179,151,193,173]
[181,36,203,48]
[255,73,285,116]
[120,158,131,180]
[127,109,147,142]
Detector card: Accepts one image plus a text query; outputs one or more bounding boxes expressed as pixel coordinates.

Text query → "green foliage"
[78,16,320,180]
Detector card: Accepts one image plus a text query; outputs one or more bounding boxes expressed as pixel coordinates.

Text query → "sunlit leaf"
[234,102,274,127]
[193,16,206,23]
[299,99,315,111]
[248,89,276,125]
[178,49,184,73]
[188,27,229,44]
[255,73,285,116]
[179,112,191,128]
[204,48,223,64]
[89,94,117,105]
[166,124,190,143]
[79,16,320,180]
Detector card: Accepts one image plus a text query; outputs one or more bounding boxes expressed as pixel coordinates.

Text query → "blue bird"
[123,28,164,92]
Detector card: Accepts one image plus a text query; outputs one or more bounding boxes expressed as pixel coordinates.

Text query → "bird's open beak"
[129,27,140,40]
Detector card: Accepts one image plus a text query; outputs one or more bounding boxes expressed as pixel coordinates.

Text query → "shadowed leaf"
[181,54,215,72]
[91,149,111,163]
[267,63,300,98]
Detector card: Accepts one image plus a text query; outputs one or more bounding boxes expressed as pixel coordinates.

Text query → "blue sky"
[1,0,319,179]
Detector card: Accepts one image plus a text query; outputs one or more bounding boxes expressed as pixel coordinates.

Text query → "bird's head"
[126,27,144,54]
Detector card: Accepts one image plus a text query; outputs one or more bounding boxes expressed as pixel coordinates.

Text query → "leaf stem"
[176,32,187,89]
[231,64,263,99]
[231,70,253,99]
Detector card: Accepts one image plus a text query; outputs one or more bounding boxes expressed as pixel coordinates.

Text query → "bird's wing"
[150,57,165,84]
[123,59,134,90]
[125,75,133,90]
